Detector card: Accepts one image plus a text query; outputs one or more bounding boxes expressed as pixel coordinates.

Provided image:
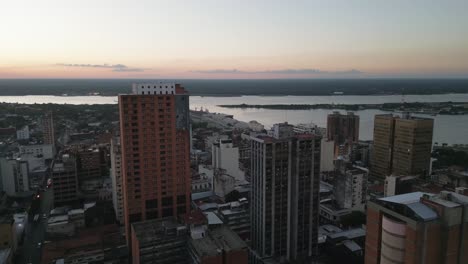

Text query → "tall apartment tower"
[250,123,321,263]
[119,82,191,244]
[365,191,468,264]
[371,114,434,179]
[326,111,359,146]
[110,137,124,224]
[43,112,55,146]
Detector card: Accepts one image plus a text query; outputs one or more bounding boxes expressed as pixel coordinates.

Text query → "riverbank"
[218,102,468,115]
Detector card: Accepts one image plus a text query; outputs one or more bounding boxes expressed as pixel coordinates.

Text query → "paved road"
[16,188,53,264]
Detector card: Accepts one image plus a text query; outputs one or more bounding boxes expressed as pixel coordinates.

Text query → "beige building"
[371,114,433,179]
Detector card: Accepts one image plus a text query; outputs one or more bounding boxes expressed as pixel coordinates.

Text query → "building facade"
[212,138,244,182]
[110,137,124,224]
[326,112,359,146]
[43,112,55,146]
[365,191,468,264]
[119,83,191,244]
[371,114,434,179]
[334,160,367,211]
[250,123,321,263]
[51,154,78,206]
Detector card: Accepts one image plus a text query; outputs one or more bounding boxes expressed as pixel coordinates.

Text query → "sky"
[1,0,468,79]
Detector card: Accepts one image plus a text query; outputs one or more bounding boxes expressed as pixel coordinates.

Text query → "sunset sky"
[1,0,467,79]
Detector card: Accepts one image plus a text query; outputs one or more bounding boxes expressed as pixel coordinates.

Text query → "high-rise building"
[43,112,55,146]
[110,137,124,224]
[51,154,78,206]
[371,114,434,179]
[334,159,367,211]
[365,191,468,264]
[119,83,191,244]
[326,111,359,146]
[250,123,321,263]
[0,158,29,196]
[212,138,244,182]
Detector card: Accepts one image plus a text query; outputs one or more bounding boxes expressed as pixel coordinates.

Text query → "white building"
[205,133,228,153]
[0,158,29,196]
[16,126,30,141]
[110,137,123,224]
[212,138,245,182]
[320,138,335,172]
[19,144,55,160]
[334,160,367,211]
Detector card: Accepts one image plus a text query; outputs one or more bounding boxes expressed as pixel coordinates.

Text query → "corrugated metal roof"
[379,192,433,205]
[406,202,438,221]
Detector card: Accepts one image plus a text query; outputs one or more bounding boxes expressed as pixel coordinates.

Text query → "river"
[1,94,467,145]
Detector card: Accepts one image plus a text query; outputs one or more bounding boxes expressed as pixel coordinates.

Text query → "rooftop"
[327,228,366,241]
[377,192,438,221]
[190,226,247,257]
[132,217,187,244]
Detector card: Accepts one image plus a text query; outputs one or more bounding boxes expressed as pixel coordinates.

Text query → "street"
[16,188,53,264]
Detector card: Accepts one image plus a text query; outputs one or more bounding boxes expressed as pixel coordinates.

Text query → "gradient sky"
[1,0,468,78]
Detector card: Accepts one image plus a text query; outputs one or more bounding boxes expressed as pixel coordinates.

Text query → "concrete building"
[212,138,245,182]
[217,203,250,241]
[320,138,335,172]
[43,112,55,146]
[188,226,248,264]
[365,191,468,264]
[250,123,321,263]
[76,147,102,181]
[119,83,191,244]
[46,215,75,237]
[16,126,30,141]
[326,112,359,146]
[0,158,29,196]
[371,114,434,179]
[51,154,78,206]
[334,160,367,211]
[213,169,236,199]
[131,217,189,264]
[19,144,54,160]
[384,175,418,197]
[110,137,123,224]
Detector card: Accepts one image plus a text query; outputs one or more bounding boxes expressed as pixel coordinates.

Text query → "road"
[16,188,53,264]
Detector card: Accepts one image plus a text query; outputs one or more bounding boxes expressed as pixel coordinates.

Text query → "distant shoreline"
[1,78,468,96]
[218,102,468,115]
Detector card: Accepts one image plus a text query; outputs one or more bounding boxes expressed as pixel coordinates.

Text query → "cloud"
[56,63,145,72]
[192,68,363,75]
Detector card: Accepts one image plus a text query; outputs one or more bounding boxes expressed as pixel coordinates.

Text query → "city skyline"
[1,0,468,79]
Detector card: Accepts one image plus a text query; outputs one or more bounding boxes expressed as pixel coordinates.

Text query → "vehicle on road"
[42,214,47,219]
[37,242,42,248]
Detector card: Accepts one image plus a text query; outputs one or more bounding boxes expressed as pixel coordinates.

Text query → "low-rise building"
[131,217,189,264]
[47,215,75,237]
[188,226,248,264]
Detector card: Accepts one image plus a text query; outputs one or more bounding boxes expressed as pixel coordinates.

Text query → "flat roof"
[132,217,187,243]
[343,240,362,252]
[377,192,438,221]
[190,226,247,257]
[379,192,432,205]
[204,212,223,225]
[327,228,366,241]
